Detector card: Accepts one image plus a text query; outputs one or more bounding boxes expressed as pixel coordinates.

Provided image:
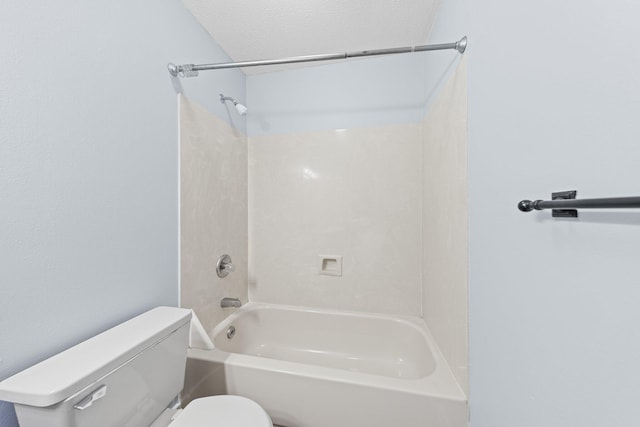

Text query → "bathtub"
[183,303,467,427]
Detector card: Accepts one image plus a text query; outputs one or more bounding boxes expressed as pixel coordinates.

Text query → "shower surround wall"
[180,95,249,333]
[250,124,422,315]
[247,50,468,392]
[248,54,429,317]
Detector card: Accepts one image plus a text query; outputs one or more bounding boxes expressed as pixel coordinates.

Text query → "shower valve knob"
[216,254,235,278]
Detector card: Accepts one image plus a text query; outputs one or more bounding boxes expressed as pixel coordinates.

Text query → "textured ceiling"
[182,0,441,74]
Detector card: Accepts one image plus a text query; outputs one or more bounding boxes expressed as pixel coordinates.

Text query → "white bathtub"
[183,303,467,427]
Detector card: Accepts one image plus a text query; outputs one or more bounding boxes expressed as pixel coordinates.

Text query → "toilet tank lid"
[0,306,192,408]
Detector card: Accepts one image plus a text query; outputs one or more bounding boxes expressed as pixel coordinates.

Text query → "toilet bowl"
[0,307,273,427]
[170,396,272,427]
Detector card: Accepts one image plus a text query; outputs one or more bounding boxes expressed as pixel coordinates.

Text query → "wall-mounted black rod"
[519,196,640,211]
[519,190,640,217]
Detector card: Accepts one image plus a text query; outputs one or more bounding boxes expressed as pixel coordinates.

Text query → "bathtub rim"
[195,302,466,402]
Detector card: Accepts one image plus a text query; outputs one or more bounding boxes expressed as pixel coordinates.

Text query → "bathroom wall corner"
[420,56,469,396]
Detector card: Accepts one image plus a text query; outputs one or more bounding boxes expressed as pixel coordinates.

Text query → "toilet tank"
[0,307,192,427]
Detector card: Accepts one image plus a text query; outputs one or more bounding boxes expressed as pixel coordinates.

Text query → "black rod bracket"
[551,190,578,218]
[517,190,578,217]
[519,191,640,215]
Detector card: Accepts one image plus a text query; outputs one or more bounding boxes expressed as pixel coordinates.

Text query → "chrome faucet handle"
[216,254,235,278]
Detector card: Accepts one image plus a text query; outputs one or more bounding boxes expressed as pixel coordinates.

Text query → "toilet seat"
[170,395,273,427]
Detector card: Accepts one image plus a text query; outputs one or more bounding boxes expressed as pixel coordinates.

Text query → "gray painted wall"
[0,1,244,426]
[467,0,640,426]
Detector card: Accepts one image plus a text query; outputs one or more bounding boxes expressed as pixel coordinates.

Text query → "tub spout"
[220,297,241,308]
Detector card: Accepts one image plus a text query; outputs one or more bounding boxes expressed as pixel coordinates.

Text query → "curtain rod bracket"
[167,63,179,77]
[456,36,467,54]
[167,63,198,78]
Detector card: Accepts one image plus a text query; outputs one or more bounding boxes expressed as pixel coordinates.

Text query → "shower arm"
[220,94,238,105]
[168,36,467,77]
[219,93,248,116]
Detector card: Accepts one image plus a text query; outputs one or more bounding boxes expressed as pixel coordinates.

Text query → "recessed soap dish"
[318,255,343,276]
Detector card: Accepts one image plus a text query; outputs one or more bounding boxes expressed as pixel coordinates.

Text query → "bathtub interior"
[211,304,436,379]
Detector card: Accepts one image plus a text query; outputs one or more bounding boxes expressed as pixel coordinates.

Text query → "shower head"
[234,103,248,116]
[219,93,248,116]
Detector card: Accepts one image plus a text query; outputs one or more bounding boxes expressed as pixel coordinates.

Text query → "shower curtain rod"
[167,36,467,77]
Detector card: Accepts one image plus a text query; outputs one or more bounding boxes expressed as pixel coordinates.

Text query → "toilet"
[0,307,273,427]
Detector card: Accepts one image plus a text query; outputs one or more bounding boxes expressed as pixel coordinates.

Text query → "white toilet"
[0,307,273,427]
